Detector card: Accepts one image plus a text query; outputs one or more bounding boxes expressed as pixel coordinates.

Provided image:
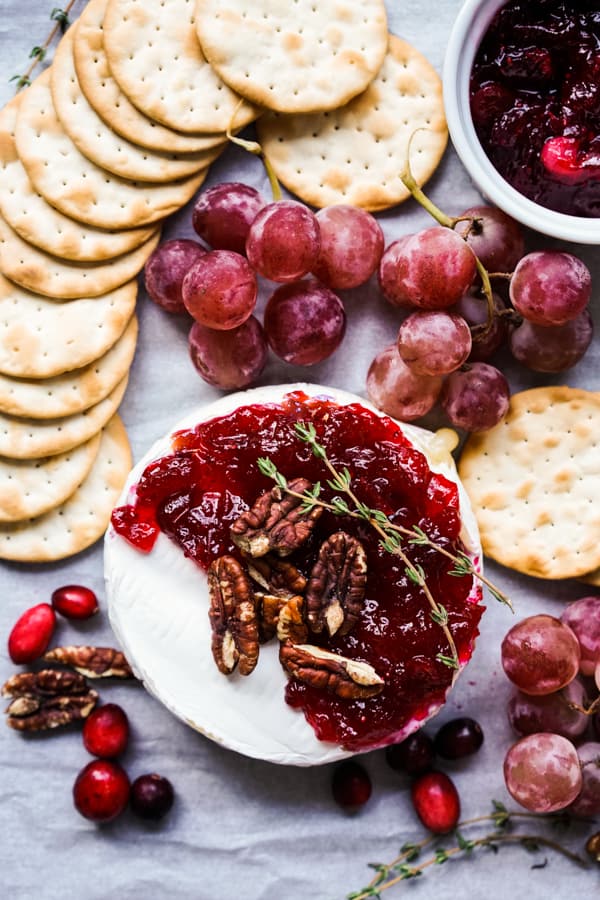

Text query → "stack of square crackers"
[0,0,449,561]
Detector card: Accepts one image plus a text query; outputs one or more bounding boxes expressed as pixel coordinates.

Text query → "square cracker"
[458,386,600,580]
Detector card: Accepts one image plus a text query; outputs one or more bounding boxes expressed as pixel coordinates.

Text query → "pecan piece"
[306,532,367,637]
[43,646,134,679]
[255,593,286,643]
[276,595,308,644]
[2,670,98,731]
[246,554,307,598]
[279,643,384,700]
[231,478,322,557]
[208,555,259,676]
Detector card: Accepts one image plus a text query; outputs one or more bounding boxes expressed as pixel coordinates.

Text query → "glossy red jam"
[112,394,483,750]
[471,1,600,216]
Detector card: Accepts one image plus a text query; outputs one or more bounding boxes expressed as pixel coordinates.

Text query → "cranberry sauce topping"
[111,394,483,750]
[470,0,600,216]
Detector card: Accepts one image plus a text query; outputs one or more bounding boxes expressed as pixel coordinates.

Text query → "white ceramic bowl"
[443,0,600,244]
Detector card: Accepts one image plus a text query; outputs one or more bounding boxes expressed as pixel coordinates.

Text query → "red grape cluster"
[145,187,593,432]
[370,206,594,432]
[501,601,600,816]
[144,182,383,390]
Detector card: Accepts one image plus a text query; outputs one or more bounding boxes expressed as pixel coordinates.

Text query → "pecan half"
[246,554,307,598]
[231,478,322,557]
[276,595,308,644]
[306,532,367,637]
[255,593,286,643]
[2,670,98,731]
[208,555,259,676]
[43,646,134,679]
[279,643,384,700]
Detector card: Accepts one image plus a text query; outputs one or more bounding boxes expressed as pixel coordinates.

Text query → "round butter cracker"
[258,34,447,210]
[15,71,208,230]
[74,0,229,154]
[0,213,159,299]
[458,386,600,580]
[0,94,155,262]
[0,414,131,562]
[103,0,257,134]
[0,315,137,418]
[0,376,127,460]
[0,432,101,523]
[52,28,223,184]
[0,275,136,378]
[195,0,388,114]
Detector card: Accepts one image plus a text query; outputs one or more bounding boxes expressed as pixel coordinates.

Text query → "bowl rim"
[443,0,600,244]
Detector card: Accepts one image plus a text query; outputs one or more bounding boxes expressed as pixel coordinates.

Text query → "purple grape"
[246,200,320,282]
[188,316,267,390]
[144,239,207,313]
[192,182,265,255]
[366,345,443,422]
[507,679,589,740]
[510,251,592,325]
[501,614,581,695]
[312,205,384,290]
[263,278,345,365]
[182,250,257,330]
[569,743,600,817]
[454,205,525,272]
[504,733,582,813]
[440,362,510,432]
[561,596,600,676]
[453,289,508,361]
[509,309,593,372]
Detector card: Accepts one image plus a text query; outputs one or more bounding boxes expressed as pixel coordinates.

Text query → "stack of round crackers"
[0,0,450,561]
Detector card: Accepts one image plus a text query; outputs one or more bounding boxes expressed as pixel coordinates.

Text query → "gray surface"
[0,2,598,898]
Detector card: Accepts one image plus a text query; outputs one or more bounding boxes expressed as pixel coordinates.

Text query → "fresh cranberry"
[83,704,130,759]
[433,717,484,759]
[51,585,98,620]
[331,761,372,809]
[73,760,130,823]
[385,732,435,775]
[411,771,461,834]
[130,774,175,820]
[8,603,56,664]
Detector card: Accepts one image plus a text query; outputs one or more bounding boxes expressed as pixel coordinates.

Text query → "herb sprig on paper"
[10,2,78,89]
[257,421,512,671]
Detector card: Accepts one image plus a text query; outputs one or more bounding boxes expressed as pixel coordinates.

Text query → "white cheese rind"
[105,383,482,766]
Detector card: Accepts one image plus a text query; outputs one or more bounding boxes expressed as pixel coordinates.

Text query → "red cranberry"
[51,584,98,620]
[130,774,175,821]
[385,731,435,775]
[83,704,130,759]
[331,761,372,809]
[433,717,484,760]
[411,771,461,834]
[73,760,130,823]
[8,603,56,664]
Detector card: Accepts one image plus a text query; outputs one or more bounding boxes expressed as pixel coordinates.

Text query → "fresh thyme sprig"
[347,802,588,899]
[257,421,511,670]
[10,1,78,90]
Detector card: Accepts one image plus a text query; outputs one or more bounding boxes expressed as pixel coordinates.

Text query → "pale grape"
[510,251,591,325]
[182,250,257,330]
[246,200,320,283]
[366,345,443,422]
[312,205,384,290]
[397,311,472,376]
[501,614,581,695]
[441,362,509,432]
[192,182,265,255]
[378,227,477,310]
[504,733,582,813]
[188,317,267,390]
[263,279,345,365]
[560,596,600,676]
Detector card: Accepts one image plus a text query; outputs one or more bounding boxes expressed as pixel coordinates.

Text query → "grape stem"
[398,150,498,339]
[347,803,589,900]
[566,693,600,717]
[226,108,282,202]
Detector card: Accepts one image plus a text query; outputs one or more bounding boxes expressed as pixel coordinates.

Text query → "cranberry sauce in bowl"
[111,389,483,753]
[470,0,600,217]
